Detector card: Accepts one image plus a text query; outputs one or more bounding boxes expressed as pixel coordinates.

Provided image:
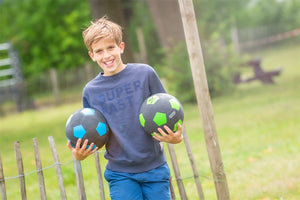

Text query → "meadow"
[0,37,300,199]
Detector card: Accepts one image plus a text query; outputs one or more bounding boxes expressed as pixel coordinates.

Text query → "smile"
[104,60,114,67]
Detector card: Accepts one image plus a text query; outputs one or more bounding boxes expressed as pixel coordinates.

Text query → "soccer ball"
[65,108,109,150]
[139,93,184,135]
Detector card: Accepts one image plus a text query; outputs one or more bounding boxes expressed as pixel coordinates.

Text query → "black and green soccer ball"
[139,93,184,135]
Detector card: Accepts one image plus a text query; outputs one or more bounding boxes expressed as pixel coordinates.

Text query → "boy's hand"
[152,123,183,144]
[67,138,98,161]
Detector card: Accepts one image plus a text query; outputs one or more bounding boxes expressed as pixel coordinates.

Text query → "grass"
[0,37,300,199]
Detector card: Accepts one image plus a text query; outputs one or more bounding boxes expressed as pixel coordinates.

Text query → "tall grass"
[0,37,299,199]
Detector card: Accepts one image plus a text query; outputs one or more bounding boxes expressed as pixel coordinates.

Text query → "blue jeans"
[104,163,171,200]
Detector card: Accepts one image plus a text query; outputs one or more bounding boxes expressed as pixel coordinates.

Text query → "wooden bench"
[234,58,282,84]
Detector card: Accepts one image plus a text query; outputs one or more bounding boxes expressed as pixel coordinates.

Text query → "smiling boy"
[67,16,183,200]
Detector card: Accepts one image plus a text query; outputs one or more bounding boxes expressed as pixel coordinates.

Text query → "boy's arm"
[152,123,183,144]
[67,139,98,161]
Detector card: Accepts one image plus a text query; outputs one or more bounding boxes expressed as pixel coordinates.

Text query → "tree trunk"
[146,0,185,51]
[87,0,135,63]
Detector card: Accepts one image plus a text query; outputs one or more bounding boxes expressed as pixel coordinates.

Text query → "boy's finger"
[87,142,94,151]
[67,141,73,150]
[81,139,89,150]
[75,138,82,149]
[163,125,174,135]
[91,146,99,154]
[177,123,183,132]
[157,128,169,137]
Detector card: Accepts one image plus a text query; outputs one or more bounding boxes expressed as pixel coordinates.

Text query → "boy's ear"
[88,51,96,62]
[119,42,125,54]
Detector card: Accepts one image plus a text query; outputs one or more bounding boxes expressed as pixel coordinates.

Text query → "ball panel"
[169,99,180,110]
[81,108,95,116]
[73,125,86,138]
[147,95,159,105]
[96,122,107,136]
[173,119,183,132]
[153,112,167,126]
[139,114,145,127]
[86,144,97,150]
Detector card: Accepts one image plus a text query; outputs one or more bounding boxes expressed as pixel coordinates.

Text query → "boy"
[67,16,183,200]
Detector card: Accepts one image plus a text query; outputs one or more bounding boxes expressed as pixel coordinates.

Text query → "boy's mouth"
[103,59,114,67]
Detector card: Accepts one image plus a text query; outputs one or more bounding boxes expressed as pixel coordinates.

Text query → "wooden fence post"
[48,136,67,200]
[231,26,241,55]
[33,138,47,200]
[177,0,231,199]
[14,142,27,200]
[0,153,7,200]
[73,159,86,200]
[182,128,205,199]
[84,63,94,81]
[169,177,176,200]
[49,68,60,105]
[167,143,188,200]
[94,151,106,200]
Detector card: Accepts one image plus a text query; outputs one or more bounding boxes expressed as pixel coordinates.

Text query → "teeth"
[104,60,113,65]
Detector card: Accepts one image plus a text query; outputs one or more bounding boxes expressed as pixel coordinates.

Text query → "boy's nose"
[103,50,110,58]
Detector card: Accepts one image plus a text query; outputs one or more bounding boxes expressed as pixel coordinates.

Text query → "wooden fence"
[0,128,206,200]
[0,42,28,112]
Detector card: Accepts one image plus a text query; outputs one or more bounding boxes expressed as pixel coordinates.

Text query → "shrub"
[161,36,241,103]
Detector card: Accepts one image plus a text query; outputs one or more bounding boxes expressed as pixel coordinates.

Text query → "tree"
[0,0,91,94]
[146,0,185,51]
[0,0,91,72]
[147,0,244,101]
[87,0,135,63]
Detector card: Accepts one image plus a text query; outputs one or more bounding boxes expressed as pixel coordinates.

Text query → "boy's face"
[89,37,125,76]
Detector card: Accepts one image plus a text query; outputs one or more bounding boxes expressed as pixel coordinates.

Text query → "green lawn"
[0,38,300,199]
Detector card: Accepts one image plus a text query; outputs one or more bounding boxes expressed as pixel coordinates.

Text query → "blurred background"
[0,0,300,199]
[0,0,299,111]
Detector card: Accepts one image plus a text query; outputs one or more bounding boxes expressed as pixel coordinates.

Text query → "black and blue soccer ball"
[65,108,109,150]
[139,93,184,135]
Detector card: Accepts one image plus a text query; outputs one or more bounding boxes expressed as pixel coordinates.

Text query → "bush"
[161,35,241,103]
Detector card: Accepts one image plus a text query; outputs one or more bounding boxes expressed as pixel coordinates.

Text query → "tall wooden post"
[49,68,60,105]
[177,0,231,199]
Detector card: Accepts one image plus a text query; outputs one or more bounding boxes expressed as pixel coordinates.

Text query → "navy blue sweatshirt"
[83,63,166,173]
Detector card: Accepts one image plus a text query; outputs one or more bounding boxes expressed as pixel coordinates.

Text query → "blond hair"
[82,16,123,52]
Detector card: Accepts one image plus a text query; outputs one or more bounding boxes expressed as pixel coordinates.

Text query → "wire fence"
[232,26,300,54]
[0,160,212,183]
[0,132,217,200]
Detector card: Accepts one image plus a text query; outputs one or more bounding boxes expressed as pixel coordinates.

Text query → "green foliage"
[161,36,241,103]
[0,0,90,82]
[194,0,249,41]
[156,0,248,102]
[124,0,164,67]
[160,42,195,103]
[236,0,300,39]
[202,34,242,97]
[249,0,300,29]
